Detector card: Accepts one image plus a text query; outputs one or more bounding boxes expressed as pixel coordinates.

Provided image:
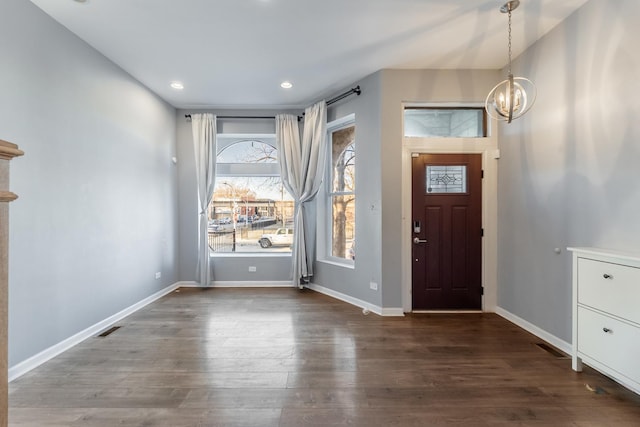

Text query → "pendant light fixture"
[485,0,536,123]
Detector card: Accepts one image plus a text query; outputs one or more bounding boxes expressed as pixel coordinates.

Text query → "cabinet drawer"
[577,307,640,383]
[577,258,640,324]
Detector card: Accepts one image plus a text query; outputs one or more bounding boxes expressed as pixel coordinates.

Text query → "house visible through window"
[208,134,294,254]
[328,120,355,261]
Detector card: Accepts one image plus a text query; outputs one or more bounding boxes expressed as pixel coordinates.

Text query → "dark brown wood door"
[411,153,482,310]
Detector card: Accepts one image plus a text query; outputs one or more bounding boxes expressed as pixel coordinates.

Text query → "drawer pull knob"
[603,327,613,333]
[603,274,613,279]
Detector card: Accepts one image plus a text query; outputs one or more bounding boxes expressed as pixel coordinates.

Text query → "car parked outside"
[259,228,293,248]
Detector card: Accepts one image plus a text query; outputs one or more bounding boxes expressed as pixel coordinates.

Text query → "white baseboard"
[175,281,199,287]
[177,280,294,288]
[412,310,483,314]
[495,306,572,355]
[380,307,405,316]
[211,281,294,288]
[8,282,181,382]
[306,283,404,317]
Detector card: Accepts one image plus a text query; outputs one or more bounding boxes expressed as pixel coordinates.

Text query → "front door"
[411,153,482,310]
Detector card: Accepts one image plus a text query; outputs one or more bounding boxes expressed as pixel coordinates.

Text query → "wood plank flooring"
[8,288,640,426]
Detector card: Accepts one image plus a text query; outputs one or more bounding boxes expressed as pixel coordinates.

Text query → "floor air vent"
[97,326,121,337]
[535,343,568,358]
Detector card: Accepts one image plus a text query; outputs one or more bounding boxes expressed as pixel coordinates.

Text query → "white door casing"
[400,109,499,313]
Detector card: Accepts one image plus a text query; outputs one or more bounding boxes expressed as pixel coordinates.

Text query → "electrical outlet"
[248,266,257,272]
[155,272,161,279]
[369,281,378,290]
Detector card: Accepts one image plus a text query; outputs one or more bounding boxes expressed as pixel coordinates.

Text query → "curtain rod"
[184,114,302,121]
[184,85,362,120]
[326,85,361,106]
[184,115,275,119]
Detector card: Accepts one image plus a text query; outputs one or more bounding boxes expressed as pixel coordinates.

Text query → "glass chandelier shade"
[485,0,536,123]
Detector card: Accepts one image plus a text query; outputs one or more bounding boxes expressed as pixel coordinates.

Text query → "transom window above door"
[404,107,487,138]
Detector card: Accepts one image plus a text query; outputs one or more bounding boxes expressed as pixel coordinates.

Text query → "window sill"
[317,258,355,270]
[210,252,292,258]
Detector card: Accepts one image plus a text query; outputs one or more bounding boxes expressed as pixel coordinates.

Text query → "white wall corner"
[495,306,572,355]
[307,283,404,317]
[8,282,181,382]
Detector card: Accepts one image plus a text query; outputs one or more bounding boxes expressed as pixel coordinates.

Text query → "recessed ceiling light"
[73,0,88,3]
[170,81,184,90]
[280,81,293,89]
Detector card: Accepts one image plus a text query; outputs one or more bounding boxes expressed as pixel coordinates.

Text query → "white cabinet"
[569,247,640,394]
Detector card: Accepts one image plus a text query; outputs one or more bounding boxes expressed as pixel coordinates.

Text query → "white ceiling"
[29,0,588,109]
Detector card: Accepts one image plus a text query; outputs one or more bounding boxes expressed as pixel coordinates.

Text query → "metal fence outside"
[208,231,235,252]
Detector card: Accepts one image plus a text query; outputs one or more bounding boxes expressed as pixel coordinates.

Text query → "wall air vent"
[97,326,121,338]
[535,343,568,358]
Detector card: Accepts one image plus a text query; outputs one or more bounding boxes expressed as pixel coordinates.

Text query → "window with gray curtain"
[208,134,294,254]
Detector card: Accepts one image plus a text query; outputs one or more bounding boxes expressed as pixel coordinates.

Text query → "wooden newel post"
[0,140,24,426]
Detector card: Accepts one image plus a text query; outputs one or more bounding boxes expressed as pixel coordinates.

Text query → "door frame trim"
[401,120,499,313]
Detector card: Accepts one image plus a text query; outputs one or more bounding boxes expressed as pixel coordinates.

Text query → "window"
[404,107,487,137]
[426,165,467,194]
[327,118,355,261]
[208,134,294,254]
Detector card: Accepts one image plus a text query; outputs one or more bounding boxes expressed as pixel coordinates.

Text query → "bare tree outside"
[214,183,256,201]
[331,126,355,259]
[217,140,277,164]
[212,139,286,218]
[242,141,277,164]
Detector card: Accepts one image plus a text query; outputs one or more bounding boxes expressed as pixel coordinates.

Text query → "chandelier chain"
[485,0,536,123]
[507,8,512,75]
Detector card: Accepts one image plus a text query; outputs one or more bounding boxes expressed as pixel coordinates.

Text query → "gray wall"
[176,110,298,283]
[313,69,499,309]
[379,69,500,308]
[2,0,178,366]
[313,72,383,306]
[497,0,640,342]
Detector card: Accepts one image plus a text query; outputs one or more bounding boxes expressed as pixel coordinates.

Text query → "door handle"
[413,237,427,244]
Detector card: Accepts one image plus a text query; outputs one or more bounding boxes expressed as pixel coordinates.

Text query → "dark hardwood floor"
[9,288,640,426]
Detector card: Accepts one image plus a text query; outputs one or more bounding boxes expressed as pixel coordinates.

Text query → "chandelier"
[485,0,536,123]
